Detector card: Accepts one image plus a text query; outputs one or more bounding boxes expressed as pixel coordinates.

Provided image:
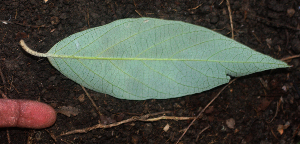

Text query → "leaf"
[20,18,289,100]
[277,121,290,135]
[56,106,79,117]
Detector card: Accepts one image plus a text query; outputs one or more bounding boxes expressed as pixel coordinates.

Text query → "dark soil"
[1,0,300,143]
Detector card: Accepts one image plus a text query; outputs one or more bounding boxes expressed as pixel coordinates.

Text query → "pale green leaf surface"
[44,18,288,100]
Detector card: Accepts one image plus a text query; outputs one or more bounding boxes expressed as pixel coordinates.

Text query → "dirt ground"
[0,0,300,143]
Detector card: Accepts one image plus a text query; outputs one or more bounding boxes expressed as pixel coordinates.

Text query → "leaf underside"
[45,18,288,100]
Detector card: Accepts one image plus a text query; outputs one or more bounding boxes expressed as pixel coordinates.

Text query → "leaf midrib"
[47,55,284,65]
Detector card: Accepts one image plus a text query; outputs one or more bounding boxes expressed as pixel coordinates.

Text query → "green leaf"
[20,18,289,100]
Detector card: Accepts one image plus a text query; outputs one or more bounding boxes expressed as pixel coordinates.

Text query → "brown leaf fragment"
[287,8,295,17]
[277,121,290,135]
[15,32,28,39]
[100,115,108,125]
[257,98,273,111]
[100,115,116,125]
[277,125,284,135]
[131,135,139,144]
[208,115,214,122]
[116,113,125,122]
[205,106,214,114]
[56,106,79,117]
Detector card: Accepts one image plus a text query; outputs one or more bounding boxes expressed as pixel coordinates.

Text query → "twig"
[285,30,289,49]
[45,129,57,142]
[188,3,203,10]
[259,77,270,90]
[280,54,300,61]
[0,66,6,86]
[226,0,234,39]
[81,86,102,116]
[219,0,225,5]
[59,111,194,136]
[251,32,262,44]
[269,126,278,139]
[142,116,194,121]
[86,7,90,28]
[0,20,49,28]
[255,16,300,31]
[176,78,237,144]
[293,124,300,138]
[0,66,7,96]
[0,89,8,99]
[8,76,20,94]
[196,125,210,142]
[6,129,10,144]
[135,10,143,17]
[267,97,282,123]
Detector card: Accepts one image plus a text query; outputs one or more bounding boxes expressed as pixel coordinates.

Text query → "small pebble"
[210,16,219,24]
[163,123,170,132]
[78,94,85,102]
[287,8,295,17]
[226,118,235,129]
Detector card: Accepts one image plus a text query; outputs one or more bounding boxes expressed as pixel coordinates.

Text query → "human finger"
[0,99,56,129]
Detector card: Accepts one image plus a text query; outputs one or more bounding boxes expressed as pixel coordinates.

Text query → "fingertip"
[0,99,56,129]
[18,100,57,129]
